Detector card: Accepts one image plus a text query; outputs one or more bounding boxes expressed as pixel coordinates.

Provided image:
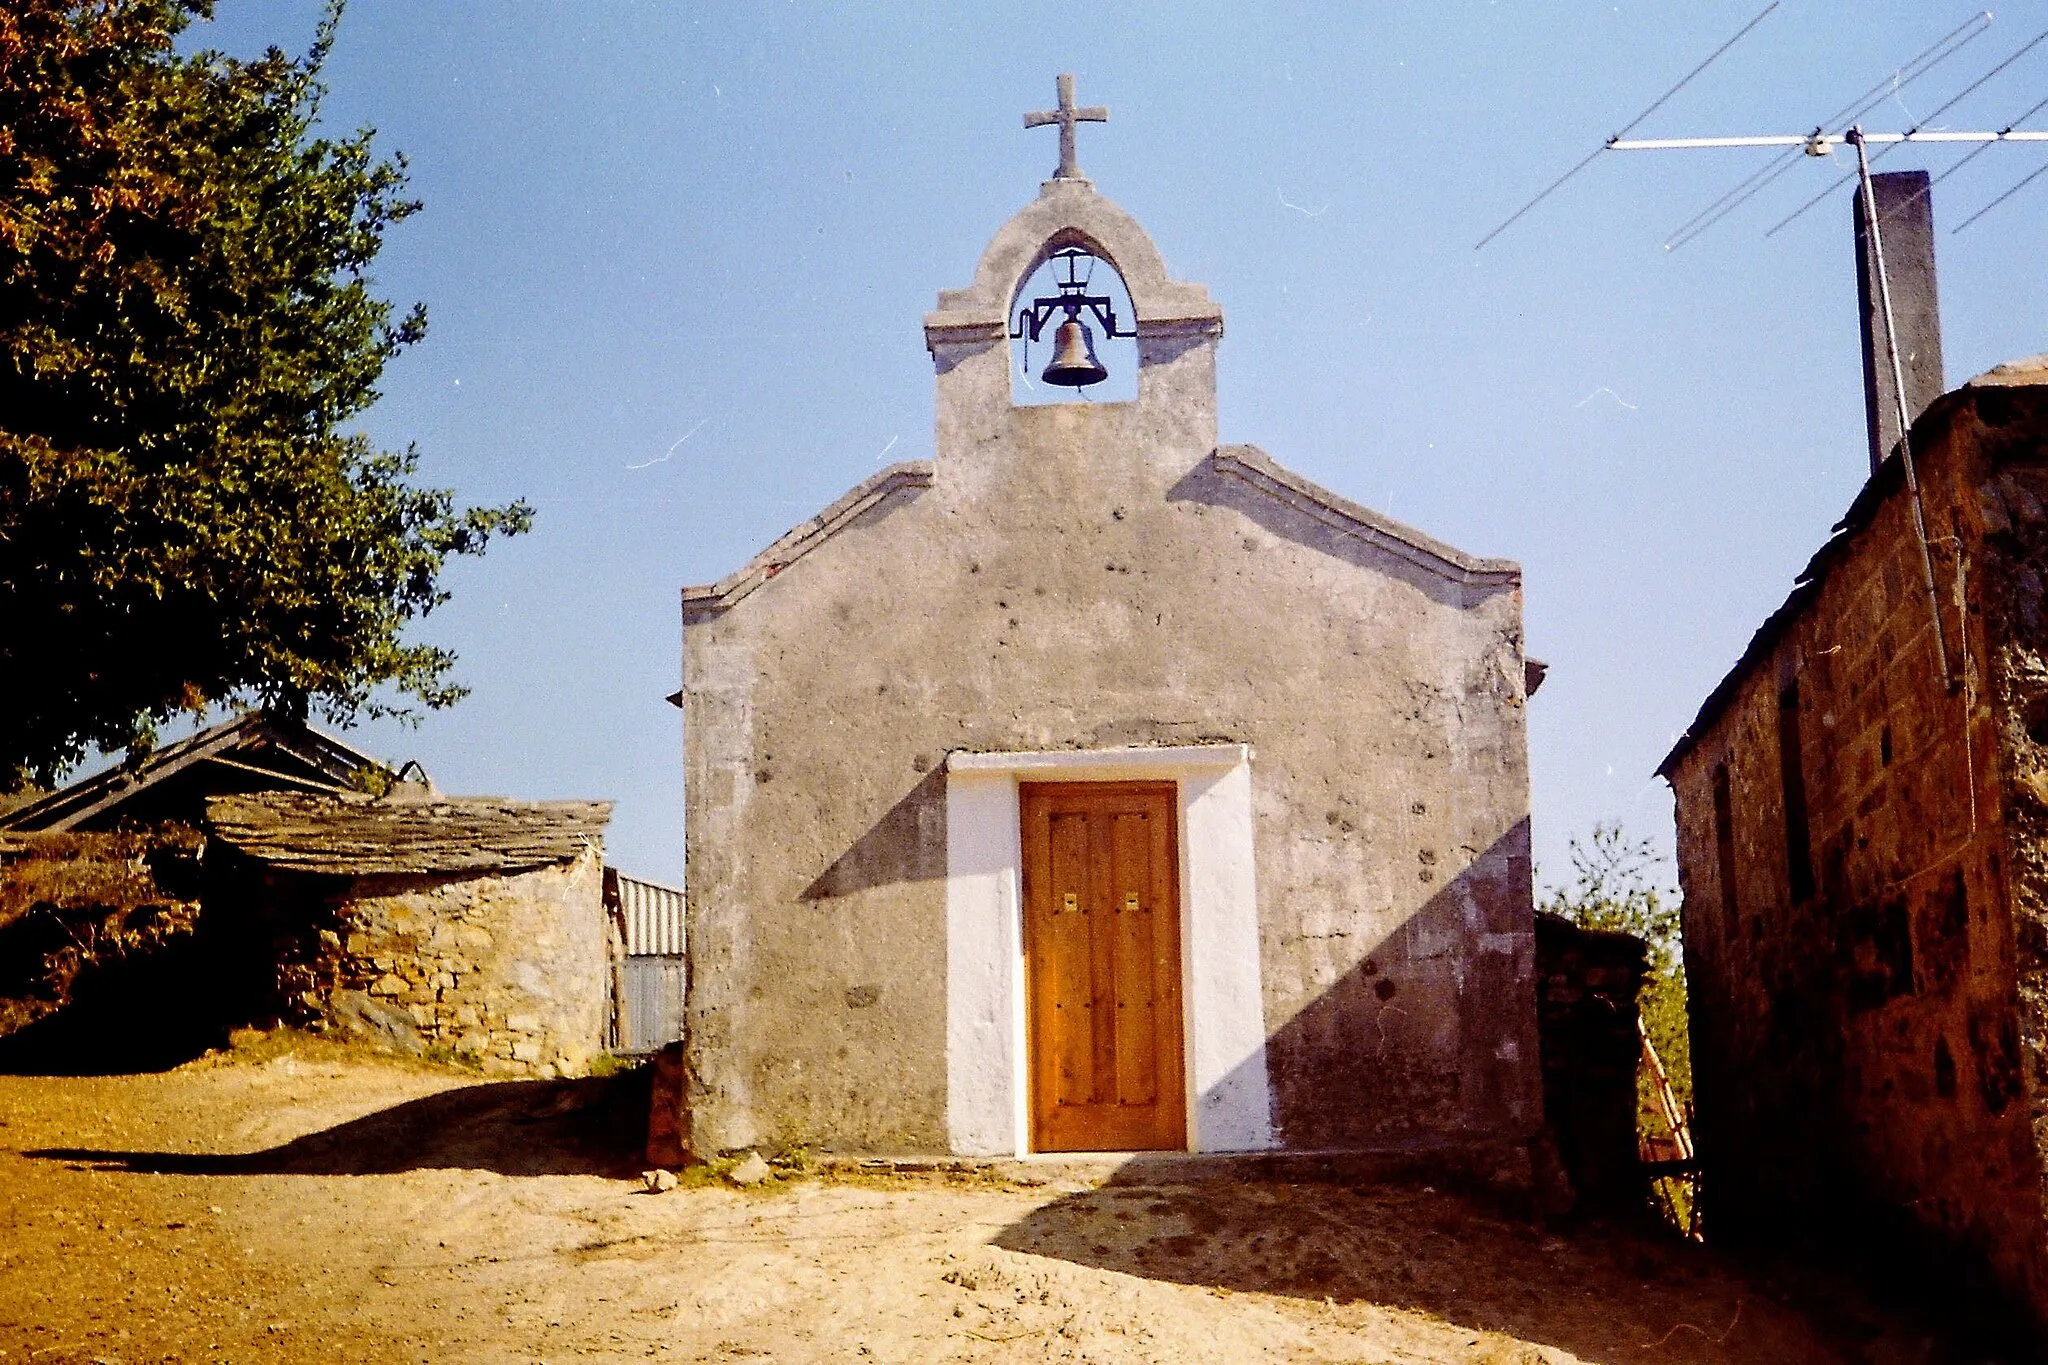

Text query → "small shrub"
[1540,823,1691,1114]
[771,1144,816,1174]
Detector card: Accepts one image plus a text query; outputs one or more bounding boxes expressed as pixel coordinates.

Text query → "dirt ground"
[0,1036,2018,1364]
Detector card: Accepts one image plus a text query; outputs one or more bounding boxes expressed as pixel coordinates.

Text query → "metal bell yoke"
[1011,246,1137,390]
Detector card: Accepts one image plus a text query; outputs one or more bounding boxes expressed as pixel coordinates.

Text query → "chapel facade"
[672,86,1544,1161]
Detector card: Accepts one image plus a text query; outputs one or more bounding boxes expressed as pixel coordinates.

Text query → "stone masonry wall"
[1666,374,2048,1321]
[1970,373,2048,1326]
[302,847,607,1077]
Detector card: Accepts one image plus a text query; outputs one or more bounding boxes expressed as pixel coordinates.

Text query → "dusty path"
[0,1037,2009,1363]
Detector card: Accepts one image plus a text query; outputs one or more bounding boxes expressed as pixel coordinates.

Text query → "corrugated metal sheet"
[619,955,685,1054]
[617,873,685,956]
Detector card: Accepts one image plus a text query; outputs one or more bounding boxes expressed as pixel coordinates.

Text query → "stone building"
[1660,174,2048,1325]
[671,82,1545,1162]
[0,712,636,1075]
[205,792,613,1077]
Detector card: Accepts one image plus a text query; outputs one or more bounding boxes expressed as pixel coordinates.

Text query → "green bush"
[1540,823,1692,1118]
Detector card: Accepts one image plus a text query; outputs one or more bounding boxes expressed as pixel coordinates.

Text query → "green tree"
[0,0,530,790]
[1541,822,1692,1113]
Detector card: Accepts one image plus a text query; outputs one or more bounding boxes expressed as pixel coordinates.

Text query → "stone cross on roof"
[1024,73,1107,181]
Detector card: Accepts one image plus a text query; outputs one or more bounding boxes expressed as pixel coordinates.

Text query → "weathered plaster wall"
[293,849,609,1077]
[1666,373,2048,1319]
[682,180,1540,1157]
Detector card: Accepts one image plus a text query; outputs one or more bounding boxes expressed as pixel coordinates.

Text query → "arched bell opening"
[1008,243,1138,406]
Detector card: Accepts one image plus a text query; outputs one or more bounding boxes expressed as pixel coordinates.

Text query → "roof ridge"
[1210,444,1520,586]
[0,711,369,832]
[1655,378,2048,778]
[682,460,936,617]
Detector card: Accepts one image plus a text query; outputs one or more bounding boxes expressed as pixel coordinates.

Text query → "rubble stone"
[726,1152,772,1186]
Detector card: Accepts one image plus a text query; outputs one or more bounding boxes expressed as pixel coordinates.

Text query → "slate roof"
[206,792,613,876]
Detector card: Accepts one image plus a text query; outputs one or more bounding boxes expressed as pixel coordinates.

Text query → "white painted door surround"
[943,743,1277,1156]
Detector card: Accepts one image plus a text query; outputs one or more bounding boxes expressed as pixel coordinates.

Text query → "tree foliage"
[1541,822,1692,1112]
[0,0,530,789]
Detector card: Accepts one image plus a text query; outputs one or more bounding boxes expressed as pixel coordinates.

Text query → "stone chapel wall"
[681,180,1541,1160]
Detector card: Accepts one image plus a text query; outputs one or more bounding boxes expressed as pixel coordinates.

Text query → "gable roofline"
[1655,359,2048,781]
[681,460,936,619]
[679,444,1521,626]
[1211,445,1521,587]
[0,712,382,832]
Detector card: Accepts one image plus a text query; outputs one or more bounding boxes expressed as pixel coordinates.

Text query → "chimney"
[1854,169,1945,475]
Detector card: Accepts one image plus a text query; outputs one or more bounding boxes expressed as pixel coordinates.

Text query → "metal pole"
[1850,126,1955,693]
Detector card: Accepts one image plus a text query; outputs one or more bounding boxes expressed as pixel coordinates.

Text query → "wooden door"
[1021,782,1185,1152]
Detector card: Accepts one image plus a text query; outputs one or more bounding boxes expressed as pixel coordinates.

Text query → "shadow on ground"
[30,1067,653,1178]
[0,924,229,1076]
[993,1169,2025,1365]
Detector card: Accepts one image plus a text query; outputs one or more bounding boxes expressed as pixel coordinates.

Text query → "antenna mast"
[1474,13,2048,696]
[1848,126,1955,692]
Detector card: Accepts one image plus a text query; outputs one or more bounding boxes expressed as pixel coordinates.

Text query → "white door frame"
[943,743,1277,1156]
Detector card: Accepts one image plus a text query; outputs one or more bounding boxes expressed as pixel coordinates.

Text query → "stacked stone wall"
[1970,381,2048,1330]
[1668,381,2048,1322]
[302,848,607,1077]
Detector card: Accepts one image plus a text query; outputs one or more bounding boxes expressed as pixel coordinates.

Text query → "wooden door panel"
[1111,811,1157,1107]
[1046,810,1093,1109]
[1086,810,1118,1105]
[1022,782,1184,1152]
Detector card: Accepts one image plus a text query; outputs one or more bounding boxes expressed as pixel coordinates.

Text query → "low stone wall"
[304,848,608,1076]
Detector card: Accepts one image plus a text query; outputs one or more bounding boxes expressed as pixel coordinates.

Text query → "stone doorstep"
[823,1139,1538,1192]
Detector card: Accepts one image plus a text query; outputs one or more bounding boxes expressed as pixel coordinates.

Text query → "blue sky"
[178,2,2048,889]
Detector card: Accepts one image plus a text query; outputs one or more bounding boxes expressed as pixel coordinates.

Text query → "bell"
[1040,318,1108,388]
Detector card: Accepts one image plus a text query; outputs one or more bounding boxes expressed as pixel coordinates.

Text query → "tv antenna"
[1478,10,2048,251]
[1473,1,1783,251]
[1476,10,2048,694]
